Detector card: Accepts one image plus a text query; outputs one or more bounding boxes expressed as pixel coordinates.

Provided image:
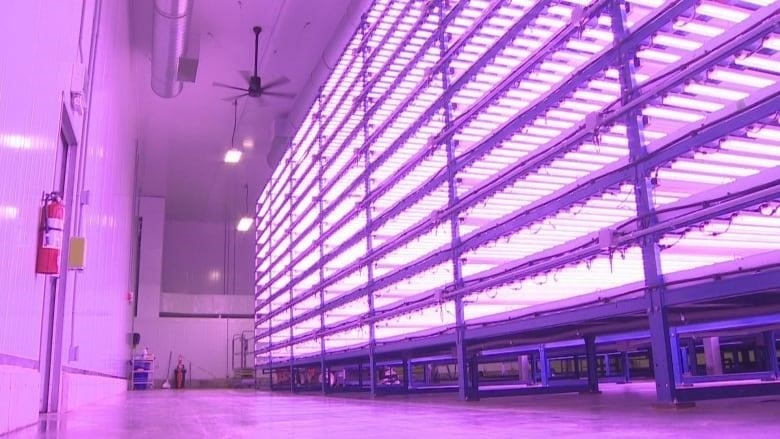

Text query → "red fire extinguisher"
[36,193,65,275]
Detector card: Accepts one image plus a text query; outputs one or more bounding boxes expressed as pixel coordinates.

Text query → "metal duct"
[151,0,192,98]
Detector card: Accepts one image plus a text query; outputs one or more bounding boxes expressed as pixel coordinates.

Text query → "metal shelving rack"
[130,355,155,390]
[254,0,780,404]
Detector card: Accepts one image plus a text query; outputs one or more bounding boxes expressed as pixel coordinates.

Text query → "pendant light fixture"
[224,99,242,164]
[237,183,253,232]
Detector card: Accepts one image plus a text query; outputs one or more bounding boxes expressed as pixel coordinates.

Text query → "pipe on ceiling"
[151,0,192,98]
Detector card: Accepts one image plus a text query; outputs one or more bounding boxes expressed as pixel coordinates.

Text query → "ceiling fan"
[213,26,295,102]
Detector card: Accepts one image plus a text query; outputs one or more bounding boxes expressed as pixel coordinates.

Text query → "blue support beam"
[584,335,600,394]
[764,331,778,380]
[610,0,675,404]
[623,352,632,384]
[403,359,410,392]
[267,177,276,390]
[676,382,780,403]
[359,17,378,399]
[479,384,588,399]
[288,153,296,393]
[316,92,328,395]
[433,0,469,402]
[684,339,696,378]
[539,346,549,387]
[468,355,480,401]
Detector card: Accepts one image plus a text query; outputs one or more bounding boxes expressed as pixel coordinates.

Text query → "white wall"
[135,197,254,385]
[162,219,254,296]
[0,0,138,432]
[133,316,254,384]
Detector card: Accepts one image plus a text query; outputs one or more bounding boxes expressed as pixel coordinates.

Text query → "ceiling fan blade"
[260,76,290,90]
[238,70,252,83]
[222,93,249,102]
[213,81,247,92]
[262,90,296,99]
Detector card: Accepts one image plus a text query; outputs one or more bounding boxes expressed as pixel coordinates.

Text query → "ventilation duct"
[151,0,192,98]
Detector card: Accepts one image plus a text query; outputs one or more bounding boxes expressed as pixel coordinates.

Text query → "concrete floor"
[7,382,780,438]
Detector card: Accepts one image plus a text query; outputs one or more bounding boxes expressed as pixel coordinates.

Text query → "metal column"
[539,346,549,387]
[584,335,600,393]
[316,91,328,394]
[435,0,471,401]
[610,0,677,404]
[288,154,296,393]
[267,178,276,391]
[764,331,778,380]
[468,355,480,401]
[669,330,684,387]
[686,339,698,378]
[402,360,411,391]
[358,15,378,399]
[623,352,631,384]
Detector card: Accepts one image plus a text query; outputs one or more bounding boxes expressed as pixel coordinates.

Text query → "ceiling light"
[224,148,242,164]
[242,138,254,149]
[237,216,253,232]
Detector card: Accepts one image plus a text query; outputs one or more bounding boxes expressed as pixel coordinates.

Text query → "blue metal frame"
[610,0,675,405]
[255,0,780,336]
[254,0,567,319]
[433,0,470,401]
[316,90,328,394]
[255,0,780,404]
[584,335,600,394]
[256,0,468,307]
[766,331,779,380]
[359,16,378,398]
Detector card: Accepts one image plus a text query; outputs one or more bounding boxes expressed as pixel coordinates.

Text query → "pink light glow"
[255,0,780,353]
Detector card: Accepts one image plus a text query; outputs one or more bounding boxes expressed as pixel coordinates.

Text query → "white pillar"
[703,337,723,375]
[519,355,531,385]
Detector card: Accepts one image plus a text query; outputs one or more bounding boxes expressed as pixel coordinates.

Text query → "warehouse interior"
[1,0,780,436]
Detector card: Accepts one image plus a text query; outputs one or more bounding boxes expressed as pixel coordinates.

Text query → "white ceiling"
[130,0,369,222]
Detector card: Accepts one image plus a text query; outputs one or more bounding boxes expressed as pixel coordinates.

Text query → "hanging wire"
[244,183,250,215]
[231,99,239,147]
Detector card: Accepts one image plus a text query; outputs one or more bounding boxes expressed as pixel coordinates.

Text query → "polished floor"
[8,382,780,438]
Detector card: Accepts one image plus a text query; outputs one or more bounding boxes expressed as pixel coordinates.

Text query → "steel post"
[764,331,778,380]
[623,352,631,384]
[468,355,480,401]
[356,16,378,399]
[584,335,600,393]
[434,0,468,401]
[610,0,676,404]
[403,360,410,391]
[686,339,698,377]
[539,346,549,387]
[316,91,328,395]
[289,151,295,393]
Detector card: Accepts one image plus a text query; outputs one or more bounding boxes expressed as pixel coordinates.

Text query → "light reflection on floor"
[8,382,780,438]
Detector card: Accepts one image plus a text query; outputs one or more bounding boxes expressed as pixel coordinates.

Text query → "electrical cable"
[231,99,238,147]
